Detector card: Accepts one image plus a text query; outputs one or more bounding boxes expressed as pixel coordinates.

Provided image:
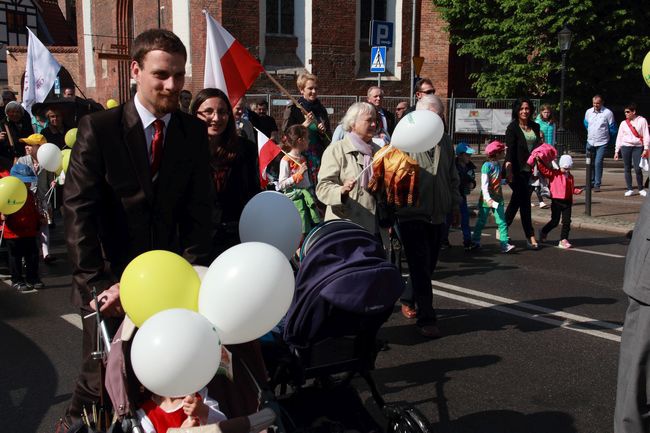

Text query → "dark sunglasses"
[420,89,435,95]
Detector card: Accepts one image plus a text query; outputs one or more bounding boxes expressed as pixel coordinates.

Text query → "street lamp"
[557,25,572,155]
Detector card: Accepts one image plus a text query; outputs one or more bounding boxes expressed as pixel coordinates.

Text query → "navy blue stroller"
[263,219,432,433]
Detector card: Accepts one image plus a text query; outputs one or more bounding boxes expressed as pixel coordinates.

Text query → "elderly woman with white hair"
[1,101,33,159]
[316,102,380,233]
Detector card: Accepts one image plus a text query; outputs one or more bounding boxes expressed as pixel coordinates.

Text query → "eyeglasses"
[419,89,435,95]
[197,108,228,118]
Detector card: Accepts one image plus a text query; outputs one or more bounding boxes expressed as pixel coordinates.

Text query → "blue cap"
[455,142,475,155]
[10,163,37,183]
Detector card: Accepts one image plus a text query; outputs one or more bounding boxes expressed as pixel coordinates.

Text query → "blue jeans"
[587,144,607,188]
[620,146,644,191]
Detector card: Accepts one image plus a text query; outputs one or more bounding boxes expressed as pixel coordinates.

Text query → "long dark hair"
[191,88,238,151]
[511,98,536,122]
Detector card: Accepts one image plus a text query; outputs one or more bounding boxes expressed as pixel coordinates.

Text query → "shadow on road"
[433,409,577,433]
[0,320,58,433]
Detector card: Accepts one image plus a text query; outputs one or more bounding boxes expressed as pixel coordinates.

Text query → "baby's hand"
[183,394,208,425]
[181,416,199,428]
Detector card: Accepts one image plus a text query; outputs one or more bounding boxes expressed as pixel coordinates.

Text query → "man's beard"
[155,93,180,114]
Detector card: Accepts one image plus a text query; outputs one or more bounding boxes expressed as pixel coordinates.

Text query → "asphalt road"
[0,220,630,433]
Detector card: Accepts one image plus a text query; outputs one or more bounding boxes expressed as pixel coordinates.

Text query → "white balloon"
[131,309,221,397]
[193,265,209,281]
[391,110,444,153]
[36,143,63,172]
[199,242,295,344]
[239,191,302,259]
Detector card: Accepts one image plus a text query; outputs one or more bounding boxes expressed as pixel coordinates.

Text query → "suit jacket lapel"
[122,101,154,203]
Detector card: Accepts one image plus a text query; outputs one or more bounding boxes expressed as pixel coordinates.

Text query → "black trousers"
[505,171,535,238]
[542,199,572,240]
[398,220,441,327]
[6,237,39,283]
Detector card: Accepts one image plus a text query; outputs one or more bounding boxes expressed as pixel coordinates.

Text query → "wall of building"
[6,46,79,97]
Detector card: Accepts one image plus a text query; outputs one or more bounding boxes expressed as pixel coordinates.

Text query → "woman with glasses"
[191,88,261,257]
[615,103,650,197]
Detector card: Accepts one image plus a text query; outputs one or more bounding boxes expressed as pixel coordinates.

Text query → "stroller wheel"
[383,403,432,433]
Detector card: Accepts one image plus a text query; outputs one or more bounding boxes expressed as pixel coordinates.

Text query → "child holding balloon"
[1,163,44,291]
[278,124,322,235]
[136,387,227,433]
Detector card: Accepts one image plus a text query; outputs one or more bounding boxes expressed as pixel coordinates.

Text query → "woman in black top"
[504,98,542,249]
[191,88,261,259]
[281,73,331,159]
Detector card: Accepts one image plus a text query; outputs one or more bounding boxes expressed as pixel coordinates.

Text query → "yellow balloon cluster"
[120,250,201,327]
[106,99,119,109]
[0,176,27,215]
[643,51,650,88]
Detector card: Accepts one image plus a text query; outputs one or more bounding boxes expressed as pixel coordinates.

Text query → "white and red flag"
[256,128,281,189]
[22,28,61,115]
[204,11,264,106]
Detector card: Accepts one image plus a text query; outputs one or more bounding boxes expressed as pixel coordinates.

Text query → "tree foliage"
[433,0,650,121]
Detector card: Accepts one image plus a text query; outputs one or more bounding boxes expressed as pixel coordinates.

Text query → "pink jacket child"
[537,154,583,249]
[536,155,582,203]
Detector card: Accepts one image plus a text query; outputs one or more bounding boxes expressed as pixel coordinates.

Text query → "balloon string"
[354,144,393,182]
[44,180,57,204]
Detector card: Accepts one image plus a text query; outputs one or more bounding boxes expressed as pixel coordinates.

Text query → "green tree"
[433,0,650,124]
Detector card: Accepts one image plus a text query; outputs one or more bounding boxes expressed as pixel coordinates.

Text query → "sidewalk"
[466,154,643,235]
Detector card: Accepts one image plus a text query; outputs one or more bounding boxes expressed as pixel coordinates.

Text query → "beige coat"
[316,135,381,233]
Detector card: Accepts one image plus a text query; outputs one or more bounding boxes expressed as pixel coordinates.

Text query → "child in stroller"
[262,219,433,433]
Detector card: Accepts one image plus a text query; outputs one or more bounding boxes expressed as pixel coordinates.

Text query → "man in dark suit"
[367,85,396,136]
[62,28,214,424]
[615,195,650,433]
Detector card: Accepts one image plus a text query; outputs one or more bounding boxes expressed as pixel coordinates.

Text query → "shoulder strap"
[626,119,642,139]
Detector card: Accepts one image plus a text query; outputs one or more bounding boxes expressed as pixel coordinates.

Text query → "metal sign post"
[585,149,592,216]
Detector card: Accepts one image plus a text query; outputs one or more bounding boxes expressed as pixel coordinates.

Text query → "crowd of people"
[4,26,637,433]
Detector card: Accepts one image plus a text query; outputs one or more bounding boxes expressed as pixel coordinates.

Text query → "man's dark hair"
[257,99,268,107]
[415,78,435,94]
[625,102,637,112]
[180,89,192,97]
[131,29,187,66]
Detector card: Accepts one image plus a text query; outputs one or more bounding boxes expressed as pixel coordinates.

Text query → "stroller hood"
[284,220,404,349]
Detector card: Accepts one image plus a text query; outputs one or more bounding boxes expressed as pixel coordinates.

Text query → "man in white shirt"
[584,94,617,191]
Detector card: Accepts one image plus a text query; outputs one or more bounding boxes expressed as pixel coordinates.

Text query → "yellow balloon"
[106,99,119,109]
[0,176,27,215]
[61,149,71,173]
[643,51,650,88]
[120,250,200,327]
[65,128,77,148]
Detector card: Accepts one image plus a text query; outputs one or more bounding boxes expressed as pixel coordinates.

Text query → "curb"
[528,214,634,235]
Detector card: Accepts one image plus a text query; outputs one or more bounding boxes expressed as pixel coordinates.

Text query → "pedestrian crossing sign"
[370,46,386,73]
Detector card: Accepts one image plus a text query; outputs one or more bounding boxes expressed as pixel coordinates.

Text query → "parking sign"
[370,20,393,47]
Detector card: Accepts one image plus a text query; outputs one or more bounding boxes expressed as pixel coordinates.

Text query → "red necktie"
[151,119,164,178]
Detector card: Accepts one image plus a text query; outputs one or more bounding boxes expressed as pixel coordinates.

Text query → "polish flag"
[256,128,282,189]
[204,12,264,106]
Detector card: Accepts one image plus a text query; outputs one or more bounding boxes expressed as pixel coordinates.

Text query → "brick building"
[7,1,470,106]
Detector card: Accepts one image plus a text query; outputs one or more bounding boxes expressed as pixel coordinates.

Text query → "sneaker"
[27,280,45,289]
[501,243,515,253]
[539,201,549,209]
[640,190,647,197]
[593,186,601,192]
[625,190,635,197]
[558,239,572,249]
[11,281,26,291]
[401,304,417,319]
[464,242,480,251]
[538,229,547,243]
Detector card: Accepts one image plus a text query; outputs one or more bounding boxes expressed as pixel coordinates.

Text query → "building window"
[6,11,27,34]
[359,0,387,76]
[266,0,294,35]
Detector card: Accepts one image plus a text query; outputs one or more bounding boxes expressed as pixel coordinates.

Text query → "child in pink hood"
[536,155,583,248]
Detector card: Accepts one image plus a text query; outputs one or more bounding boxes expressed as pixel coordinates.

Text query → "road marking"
[429,280,622,342]
[60,314,82,330]
[550,246,625,258]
